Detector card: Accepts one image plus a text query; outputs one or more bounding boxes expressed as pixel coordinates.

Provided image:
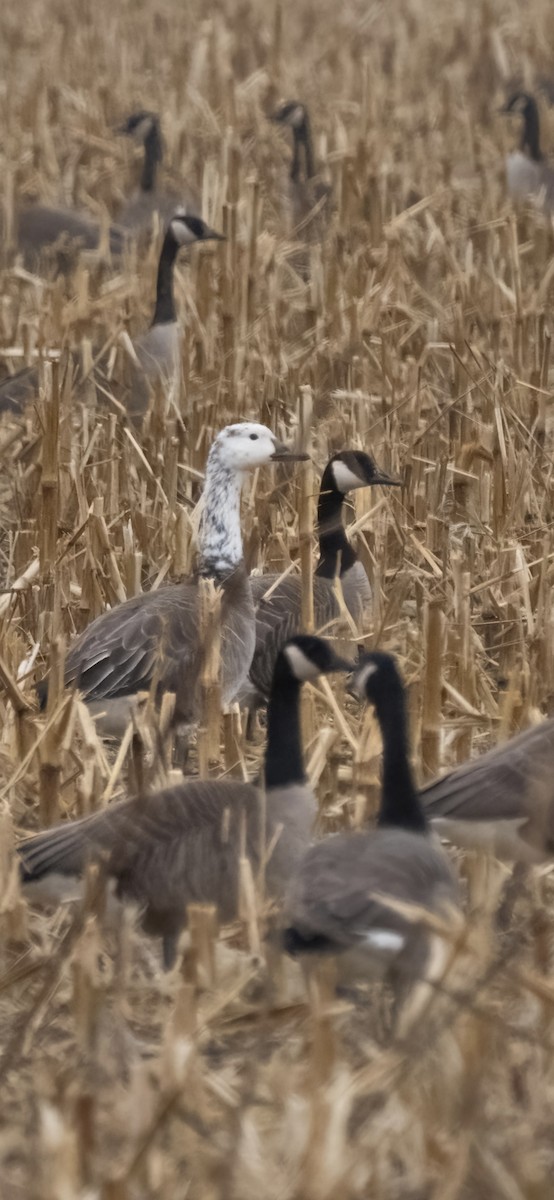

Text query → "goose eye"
[249,433,259,440]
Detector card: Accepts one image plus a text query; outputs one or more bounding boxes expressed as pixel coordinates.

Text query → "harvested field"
[1,0,554,1196]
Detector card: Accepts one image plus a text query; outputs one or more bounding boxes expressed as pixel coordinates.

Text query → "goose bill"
[271,440,310,462]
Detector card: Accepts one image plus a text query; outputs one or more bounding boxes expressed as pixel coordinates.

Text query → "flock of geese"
[5,89,554,1027]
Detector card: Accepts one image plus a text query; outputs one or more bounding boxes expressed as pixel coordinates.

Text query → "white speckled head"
[198,425,306,572]
[210,423,306,473]
[272,101,307,130]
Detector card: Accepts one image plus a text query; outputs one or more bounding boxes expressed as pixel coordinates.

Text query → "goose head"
[271,101,308,133]
[349,651,403,705]
[165,211,225,247]
[118,110,161,147]
[501,92,542,159]
[281,634,354,682]
[328,450,401,495]
[209,422,309,474]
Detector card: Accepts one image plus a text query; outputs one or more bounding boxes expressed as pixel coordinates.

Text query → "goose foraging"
[501,91,554,211]
[23,635,352,969]
[242,450,400,708]
[37,423,308,733]
[421,717,554,863]
[284,652,460,1012]
[117,110,200,234]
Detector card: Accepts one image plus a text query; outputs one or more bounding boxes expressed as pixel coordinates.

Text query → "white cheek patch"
[331,461,367,493]
[362,929,405,954]
[351,660,378,697]
[134,115,155,142]
[284,644,320,680]
[170,219,195,246]
[291,105,306,129]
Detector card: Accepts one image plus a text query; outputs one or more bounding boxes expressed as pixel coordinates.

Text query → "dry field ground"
[2,0,554,1195]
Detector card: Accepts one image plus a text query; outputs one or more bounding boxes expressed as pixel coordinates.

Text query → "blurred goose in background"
[37,423,308,735]
[11,201,128,276]
[501,91,554,211]
[284,652,461,1018]
[422,718,554,863]
[0,212,223,419]
[117,110,200,234]
[241,450,400,708]
[271,100,332,242]
[22,635,351,969]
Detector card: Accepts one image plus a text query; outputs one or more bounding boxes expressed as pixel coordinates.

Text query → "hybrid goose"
[0,212,223,419]
[284,652,461,1013]
[501,91,554,212]
[117,110,200,234]
[22,635,351,968]
[37,423,307,734]
[243,450,400,707]
[422,717,554,863]
[271,101,332,243]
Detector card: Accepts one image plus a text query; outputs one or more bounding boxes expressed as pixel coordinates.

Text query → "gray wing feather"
[421,720,554,823]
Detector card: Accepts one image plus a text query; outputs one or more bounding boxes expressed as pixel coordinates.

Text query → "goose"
[501,91,554,211]
[421,718,554,863]
[117,110,200,234]
[11,201,128,276]
[22,635,352,969]
[283,652,461,1012]
[37,423,308,734]
[271,101,332,242]
[242,450,400,708]
[0,212,223,419]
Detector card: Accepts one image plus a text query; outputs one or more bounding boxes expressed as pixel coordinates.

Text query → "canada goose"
[242,450,400,707]
[0,212,223,419]
[271,101,332,241]
[12,202,128,276]
[283,652,460,1006]
[22,635,352,969]
[421,718,554,863]
[37,423,308,733]
[117,110,199,233]
[501,92,554,211]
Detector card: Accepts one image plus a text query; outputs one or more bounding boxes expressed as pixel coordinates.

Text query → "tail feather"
[18,813,102,882]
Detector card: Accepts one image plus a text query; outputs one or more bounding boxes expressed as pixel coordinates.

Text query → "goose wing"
[61,582,200,709]
[19,779,262,921]
[421,719,554,824]
[286,829,458,951]
[248,574,341,700]
[0,365,39,414]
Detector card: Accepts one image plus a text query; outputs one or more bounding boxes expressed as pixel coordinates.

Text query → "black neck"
[141,122,162,193]
[521,101,542,161]
[375,685,427,833]
[151,230,179,326]
[264,667,305,790]
[291,115,315,181]
[314,468,356,579]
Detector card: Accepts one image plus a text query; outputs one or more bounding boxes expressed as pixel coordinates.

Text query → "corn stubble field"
[2,0,554,1195]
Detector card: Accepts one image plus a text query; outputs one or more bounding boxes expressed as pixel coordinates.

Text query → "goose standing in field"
[0,211,223,419]
[421,718,554,863]
[22,635,352,969]
[501,92,554,211]
[284,652,461,1015]
[271,101,332,243]
[117,110,200,234]
[37,423,308,734]
[242,450,400,708]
